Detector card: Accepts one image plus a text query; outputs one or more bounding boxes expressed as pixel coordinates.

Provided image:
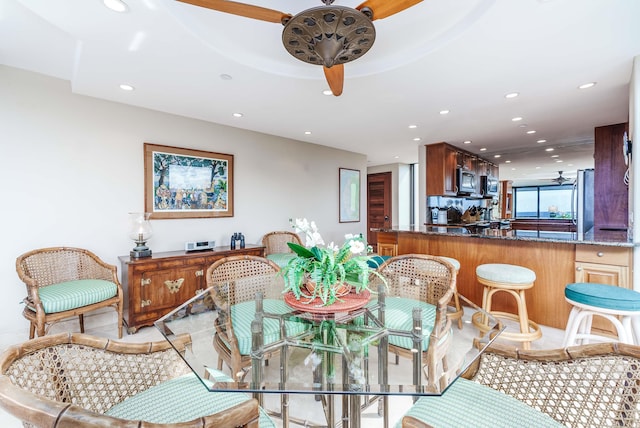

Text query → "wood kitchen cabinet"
[426,142,459,196]
[119,245,265,333]
[594,122,629,231]
[575,244,633,335]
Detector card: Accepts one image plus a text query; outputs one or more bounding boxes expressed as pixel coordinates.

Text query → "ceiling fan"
[551,171,571,185]
[177,0,423,96]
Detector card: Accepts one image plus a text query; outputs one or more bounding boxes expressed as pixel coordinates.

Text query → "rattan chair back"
[0,332,260,427]
[376,254,457,392]
[15,246,124,339]
[206,255,282,380]
[458,342,640,427]
[261,231,302,255]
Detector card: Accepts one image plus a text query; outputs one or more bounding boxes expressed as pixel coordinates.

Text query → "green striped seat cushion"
[106,372,274,427]
[35,279,117,313]
[368,297,435,351]
[266,253,296,268]
[229,299,309,355]
[398,377,562,427]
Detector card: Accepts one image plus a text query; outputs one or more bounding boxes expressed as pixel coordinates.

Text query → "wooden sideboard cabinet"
[119,245,265,333]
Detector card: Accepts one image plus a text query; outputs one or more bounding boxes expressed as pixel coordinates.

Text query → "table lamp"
[129,212,153,258]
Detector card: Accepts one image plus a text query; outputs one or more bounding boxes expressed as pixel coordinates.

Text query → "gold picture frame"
[144,143,234,219]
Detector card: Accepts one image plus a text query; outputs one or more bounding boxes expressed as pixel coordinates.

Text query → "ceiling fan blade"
[355,0,423,20]
[323,64,344,97]
[177,0,292,24]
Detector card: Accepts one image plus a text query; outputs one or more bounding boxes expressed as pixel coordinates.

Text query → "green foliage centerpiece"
[282,218,384,306]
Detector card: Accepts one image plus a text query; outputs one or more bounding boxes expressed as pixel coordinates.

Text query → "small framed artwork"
[339,168,360,223]
[144,143,234,219]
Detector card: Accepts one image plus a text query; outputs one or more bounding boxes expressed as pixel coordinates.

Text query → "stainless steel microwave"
[457,168,476,194]
[480,175,499,197]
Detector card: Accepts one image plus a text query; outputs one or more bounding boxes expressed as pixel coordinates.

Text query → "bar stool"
[562,282,640,346]
[472,263,542,350]
[438,256,463,329]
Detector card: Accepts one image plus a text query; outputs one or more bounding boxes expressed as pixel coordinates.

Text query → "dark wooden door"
[367,172,392,251]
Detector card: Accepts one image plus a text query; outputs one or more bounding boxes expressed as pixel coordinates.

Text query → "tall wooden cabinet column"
[500,180,513,219]
[594,122,629,231]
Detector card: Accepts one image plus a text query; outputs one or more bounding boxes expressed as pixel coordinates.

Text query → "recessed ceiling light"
[119,84,134,91]
[535,166,541,169]
[408,124,417,129]
[439,110,450,115]
[304,131,312,135]
[322,89,333,96]
[463,140,472,144]
[545,148,554,152]
[511,167,517,171]
[551,155,559,158]
[512,117,523,122]
[556,159,564,163]
[519,124,528,128]
[505,160,511,163]
[220,74,233,81]
[394,156,400,159]
[494,155,501,158]
[526,130,536,134]
[537,139,547,143]
[104,0,128,12]
[578,82,596,89]
[480,148,487,151]
[232,112,243,118]
[505,92,519,99]
[413,137,422,141]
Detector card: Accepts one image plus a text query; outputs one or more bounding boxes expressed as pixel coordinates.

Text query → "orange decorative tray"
[283,289,371,314]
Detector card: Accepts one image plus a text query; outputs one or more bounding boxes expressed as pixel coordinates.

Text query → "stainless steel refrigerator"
[572,168,594,239]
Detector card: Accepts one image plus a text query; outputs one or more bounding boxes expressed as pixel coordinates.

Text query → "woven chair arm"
[0,377,260,428]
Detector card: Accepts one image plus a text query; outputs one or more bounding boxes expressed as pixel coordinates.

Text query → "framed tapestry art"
[144,143,234,219]
[339,168,360,223]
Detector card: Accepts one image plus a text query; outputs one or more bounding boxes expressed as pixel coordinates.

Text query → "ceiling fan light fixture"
[282,6,375,67]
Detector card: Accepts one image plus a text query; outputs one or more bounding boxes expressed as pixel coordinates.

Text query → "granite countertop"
[375,224,634,247]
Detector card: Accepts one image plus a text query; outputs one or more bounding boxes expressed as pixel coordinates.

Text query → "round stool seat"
[438,256,460,272]
[565,282,640,311]
[476,264,536,285]
[473,263,541,350]
[562,283,640,346]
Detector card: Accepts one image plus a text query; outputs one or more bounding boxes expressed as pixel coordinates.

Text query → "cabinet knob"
[165,278,184,294]
[141,299,151,308]
[196,270,204,277]
[576,266,583,271]
[597,252,604,257]
[141,278,151,286]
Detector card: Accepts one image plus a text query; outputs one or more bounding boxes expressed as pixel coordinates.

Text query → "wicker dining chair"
[261,230,302,255]
[375,254,457,392]
[207,255,307,381]
[402,342,640,427]
[0,332,268,427]
[16,246,124,339]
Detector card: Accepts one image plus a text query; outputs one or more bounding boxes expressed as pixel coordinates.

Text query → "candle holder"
[129,212,153,258]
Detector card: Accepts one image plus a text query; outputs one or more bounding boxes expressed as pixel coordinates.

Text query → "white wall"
[0,65,368,340]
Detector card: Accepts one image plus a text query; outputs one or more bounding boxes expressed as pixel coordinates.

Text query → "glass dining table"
[155,280,503,428]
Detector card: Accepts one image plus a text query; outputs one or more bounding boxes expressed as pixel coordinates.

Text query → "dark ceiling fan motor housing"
[282,5,376,68]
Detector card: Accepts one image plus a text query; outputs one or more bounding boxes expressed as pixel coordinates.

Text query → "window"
[514,184,573,219]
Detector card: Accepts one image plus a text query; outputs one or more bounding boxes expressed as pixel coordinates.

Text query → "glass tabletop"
[155,282,504,398]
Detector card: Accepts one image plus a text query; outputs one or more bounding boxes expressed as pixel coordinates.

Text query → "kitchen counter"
[374,224,633,247]
[373,225,634,330]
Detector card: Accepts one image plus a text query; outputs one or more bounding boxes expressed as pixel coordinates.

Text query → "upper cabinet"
[425,142,497,198]
[594,122,629,231]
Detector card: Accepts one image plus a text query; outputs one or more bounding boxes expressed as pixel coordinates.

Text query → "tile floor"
[0,308,566,428]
